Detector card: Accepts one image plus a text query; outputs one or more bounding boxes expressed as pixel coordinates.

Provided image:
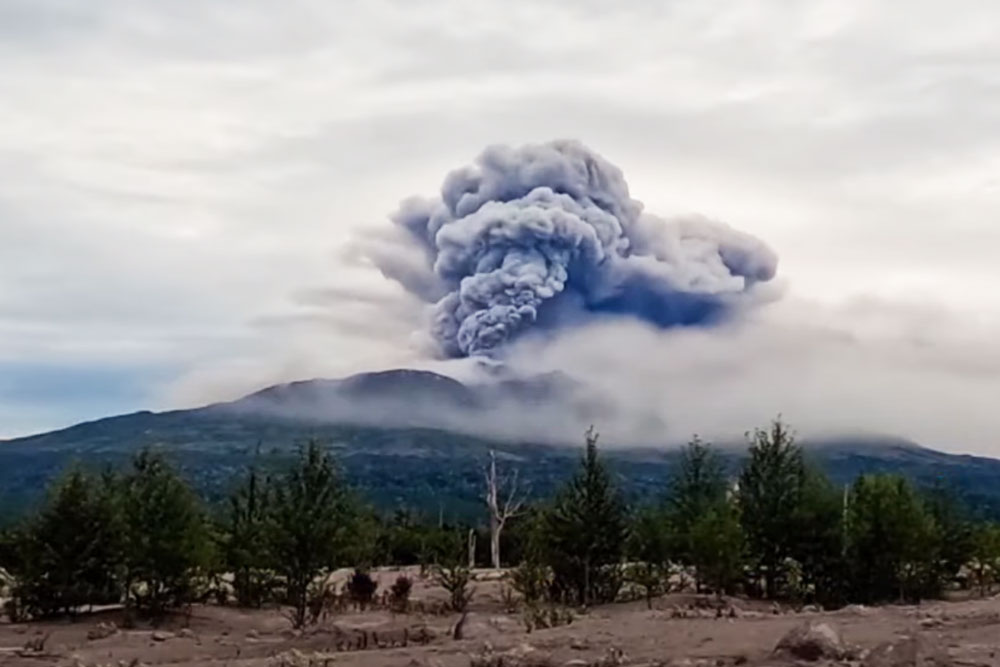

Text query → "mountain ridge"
[3,369,1000,520]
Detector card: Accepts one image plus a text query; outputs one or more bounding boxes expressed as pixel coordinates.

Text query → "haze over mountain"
[5,368,1000,521]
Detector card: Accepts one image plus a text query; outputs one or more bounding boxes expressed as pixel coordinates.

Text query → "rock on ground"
[773,621,846,661]
[863,635,951,667]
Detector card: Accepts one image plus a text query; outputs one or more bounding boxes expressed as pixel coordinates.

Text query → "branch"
[499,468,528,521]
[484,449,499,514]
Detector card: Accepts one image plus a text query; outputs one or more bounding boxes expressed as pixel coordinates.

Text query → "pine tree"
[923,484,973,596]
[268,440,352,628]
[10,467,123,617]
[788,468,847,606]
[667,436,728,568]
[121,450,210,617]
[544,427,627,606]
[224,461,273,607]
[970,523,1000,595]
[625,506,671,608]
[737,418,805,599]
[689,501,744,595]
[846,474,940,603]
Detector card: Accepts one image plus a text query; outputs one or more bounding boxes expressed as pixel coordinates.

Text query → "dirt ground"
[2,568,999,667]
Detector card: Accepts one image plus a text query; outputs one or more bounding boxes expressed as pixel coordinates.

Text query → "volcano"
[3,368,1000,520]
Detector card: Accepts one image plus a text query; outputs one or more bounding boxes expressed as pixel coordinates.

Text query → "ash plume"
[365,140,778,358]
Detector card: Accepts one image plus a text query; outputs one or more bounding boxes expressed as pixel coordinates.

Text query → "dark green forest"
[6,405,1000,523]
[4,418,1000,628]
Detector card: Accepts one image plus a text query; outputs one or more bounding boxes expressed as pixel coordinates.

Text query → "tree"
[845,474,940,603]
[970,523,1000,596]
[9,467,123,617]
[689,501,744,595]
[121,451,211,617]
[268,441,353,628]
[667,437,728,568]
[788,468,847,606]
[432,530,475,612]
[923,484,973,594]
[737,418,805,599]
[543,427,627,606]
[223,461,273,607]
[508,507,552,605]
[625,506,671,608]
[484,449,526,569]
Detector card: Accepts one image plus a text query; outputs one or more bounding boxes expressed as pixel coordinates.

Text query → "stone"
[841,604,872,616]
[177,628,196,639]
[469,643,557,667]
[773,621,846,661]
[863,635,951,667]
[87,622,118,641]
[151,630,173,642]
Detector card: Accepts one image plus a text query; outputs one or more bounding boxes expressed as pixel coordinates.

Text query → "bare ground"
[3,570,999,667]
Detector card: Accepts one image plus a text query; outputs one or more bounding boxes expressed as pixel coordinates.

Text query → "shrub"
[434,562,474,612]
[389,575,412,613]
[346,569,378,610]
[510,560,549,605]
[498,582,518,612]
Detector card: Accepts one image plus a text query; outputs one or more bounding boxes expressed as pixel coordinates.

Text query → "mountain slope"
[4,370,1000,520]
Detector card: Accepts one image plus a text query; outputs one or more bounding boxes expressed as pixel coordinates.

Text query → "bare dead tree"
[484,449,527,569]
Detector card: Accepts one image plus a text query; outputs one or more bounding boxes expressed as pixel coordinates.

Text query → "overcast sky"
[3,1,1000,452]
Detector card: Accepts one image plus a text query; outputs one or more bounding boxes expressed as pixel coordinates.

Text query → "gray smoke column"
[365,140,778,358]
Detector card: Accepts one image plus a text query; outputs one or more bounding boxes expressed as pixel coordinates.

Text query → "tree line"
[2,418,1000,627]
[521,420,999,609]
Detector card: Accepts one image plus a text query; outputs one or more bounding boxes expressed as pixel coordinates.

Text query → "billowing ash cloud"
[366,140,778,357]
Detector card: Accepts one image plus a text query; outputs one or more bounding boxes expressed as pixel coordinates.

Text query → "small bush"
[389,575,412,613]
[346,569,378,611]
[520,601,573,633]
[3,596,25,623]
[434,563,474,612]
[498,582,518,612]
[510,560,549,605]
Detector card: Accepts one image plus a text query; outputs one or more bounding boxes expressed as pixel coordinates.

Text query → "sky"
[2,1,1000,452]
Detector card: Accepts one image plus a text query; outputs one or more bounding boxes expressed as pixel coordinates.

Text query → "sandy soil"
[2,569,998,666]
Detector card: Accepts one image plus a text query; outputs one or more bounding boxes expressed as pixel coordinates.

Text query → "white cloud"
[498,296,1000,454]
[1,0,999,451]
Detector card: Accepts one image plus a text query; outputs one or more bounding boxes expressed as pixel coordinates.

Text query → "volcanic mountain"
[3,369,1000,519]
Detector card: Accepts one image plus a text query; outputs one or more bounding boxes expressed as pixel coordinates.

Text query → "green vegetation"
[9,407,1000,524]
[738,419,806,598]
[5,468,121,619]
[625,506,671,608]
[120,451,212,619]
[223,459,272,607]
[542,427,627,606]
[0,417,996,623]
[268,441,353,628]
[845,473,943,602]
